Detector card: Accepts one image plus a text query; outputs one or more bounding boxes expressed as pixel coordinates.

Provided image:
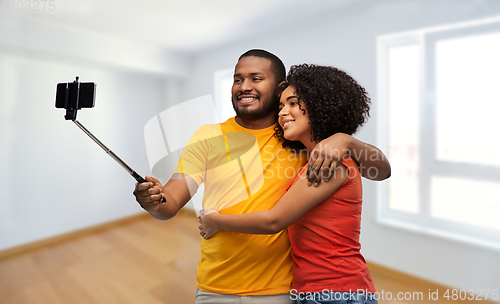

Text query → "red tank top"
[287,156,375,293]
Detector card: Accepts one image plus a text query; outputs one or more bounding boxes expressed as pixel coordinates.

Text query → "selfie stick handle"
[73,119,166,203]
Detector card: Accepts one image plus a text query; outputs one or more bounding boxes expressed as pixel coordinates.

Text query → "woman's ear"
[278,81,288,89]
[277,81,289,95]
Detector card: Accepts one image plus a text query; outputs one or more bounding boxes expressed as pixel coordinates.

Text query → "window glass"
[431,176,500,230]
[387,44,420,213]
[435,32,500,167]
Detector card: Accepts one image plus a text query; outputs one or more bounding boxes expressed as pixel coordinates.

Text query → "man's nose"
[239,79,252,92]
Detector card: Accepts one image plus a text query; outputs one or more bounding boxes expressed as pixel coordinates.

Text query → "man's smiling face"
[231,56,279,121]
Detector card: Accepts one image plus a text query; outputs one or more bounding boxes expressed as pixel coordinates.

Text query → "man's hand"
[133,176,165,212]
[307,133,351,187]
[307,133,391,183]
[199,209,220,239]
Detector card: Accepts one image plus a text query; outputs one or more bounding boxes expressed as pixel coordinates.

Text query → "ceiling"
[11,0,369,52]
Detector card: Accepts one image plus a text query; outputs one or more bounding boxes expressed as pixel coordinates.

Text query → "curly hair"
[274,64,371,151]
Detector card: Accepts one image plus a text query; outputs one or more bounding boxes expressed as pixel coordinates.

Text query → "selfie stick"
[72,121,166,204]
[73,120,146,183]
[57,76,165,203]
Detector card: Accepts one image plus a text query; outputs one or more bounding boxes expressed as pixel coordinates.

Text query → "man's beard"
[232,95,279,121]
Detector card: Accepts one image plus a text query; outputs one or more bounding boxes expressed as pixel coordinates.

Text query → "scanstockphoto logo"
[143,95,264,213]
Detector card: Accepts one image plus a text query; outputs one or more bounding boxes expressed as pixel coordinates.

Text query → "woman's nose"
[279,106,288,116]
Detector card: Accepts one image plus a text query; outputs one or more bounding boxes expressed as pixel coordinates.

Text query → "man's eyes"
[233,78,262,83]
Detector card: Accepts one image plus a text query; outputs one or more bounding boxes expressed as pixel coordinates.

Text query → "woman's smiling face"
[278,86,313,147]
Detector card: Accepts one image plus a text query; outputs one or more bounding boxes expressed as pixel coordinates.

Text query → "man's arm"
[307,133,391,185]
[133,173,198,220]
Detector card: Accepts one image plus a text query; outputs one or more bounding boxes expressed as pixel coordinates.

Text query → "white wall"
[0,53,169,250]
[181,0,500,298]
[0,13,190,251]
[0,11,190,77]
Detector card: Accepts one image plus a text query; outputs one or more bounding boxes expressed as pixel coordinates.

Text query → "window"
[214,68,235,122]
[378,18,500,249]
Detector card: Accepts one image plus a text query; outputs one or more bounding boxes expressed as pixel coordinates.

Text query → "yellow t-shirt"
[174,117,307,295]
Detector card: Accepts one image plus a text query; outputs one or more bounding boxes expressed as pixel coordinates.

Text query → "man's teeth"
[240,97,256,101]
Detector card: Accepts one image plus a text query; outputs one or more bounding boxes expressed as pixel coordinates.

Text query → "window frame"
[377,21,500,251]
[213,68,235,122]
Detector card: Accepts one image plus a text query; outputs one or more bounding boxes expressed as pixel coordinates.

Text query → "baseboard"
[0,208,197,261]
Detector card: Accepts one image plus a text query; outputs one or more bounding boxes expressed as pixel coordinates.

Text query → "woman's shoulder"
[340,155,361,182]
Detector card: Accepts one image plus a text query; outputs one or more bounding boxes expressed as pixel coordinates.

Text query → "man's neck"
[234,115,277,130]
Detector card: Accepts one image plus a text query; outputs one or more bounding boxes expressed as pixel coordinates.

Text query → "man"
[134,49,390,303]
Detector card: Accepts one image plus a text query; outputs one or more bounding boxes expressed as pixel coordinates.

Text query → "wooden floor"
[0,211,492,304]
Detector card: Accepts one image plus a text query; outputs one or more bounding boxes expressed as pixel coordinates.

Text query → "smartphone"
[55,79,96,120]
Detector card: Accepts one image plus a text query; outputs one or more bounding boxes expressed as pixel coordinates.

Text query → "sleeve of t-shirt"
[173,126,210,186]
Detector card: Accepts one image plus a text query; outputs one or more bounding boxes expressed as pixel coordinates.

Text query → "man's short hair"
[238,49,286,84]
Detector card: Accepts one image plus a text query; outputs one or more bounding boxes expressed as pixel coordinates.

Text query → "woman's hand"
[198,209,220,239]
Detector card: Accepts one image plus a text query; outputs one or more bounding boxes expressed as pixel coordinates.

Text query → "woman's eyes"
[278,101,299,111]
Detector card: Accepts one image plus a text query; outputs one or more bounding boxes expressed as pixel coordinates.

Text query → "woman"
[199,64,378,304]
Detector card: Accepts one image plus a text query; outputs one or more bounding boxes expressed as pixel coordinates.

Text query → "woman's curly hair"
[274,64,371,151]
